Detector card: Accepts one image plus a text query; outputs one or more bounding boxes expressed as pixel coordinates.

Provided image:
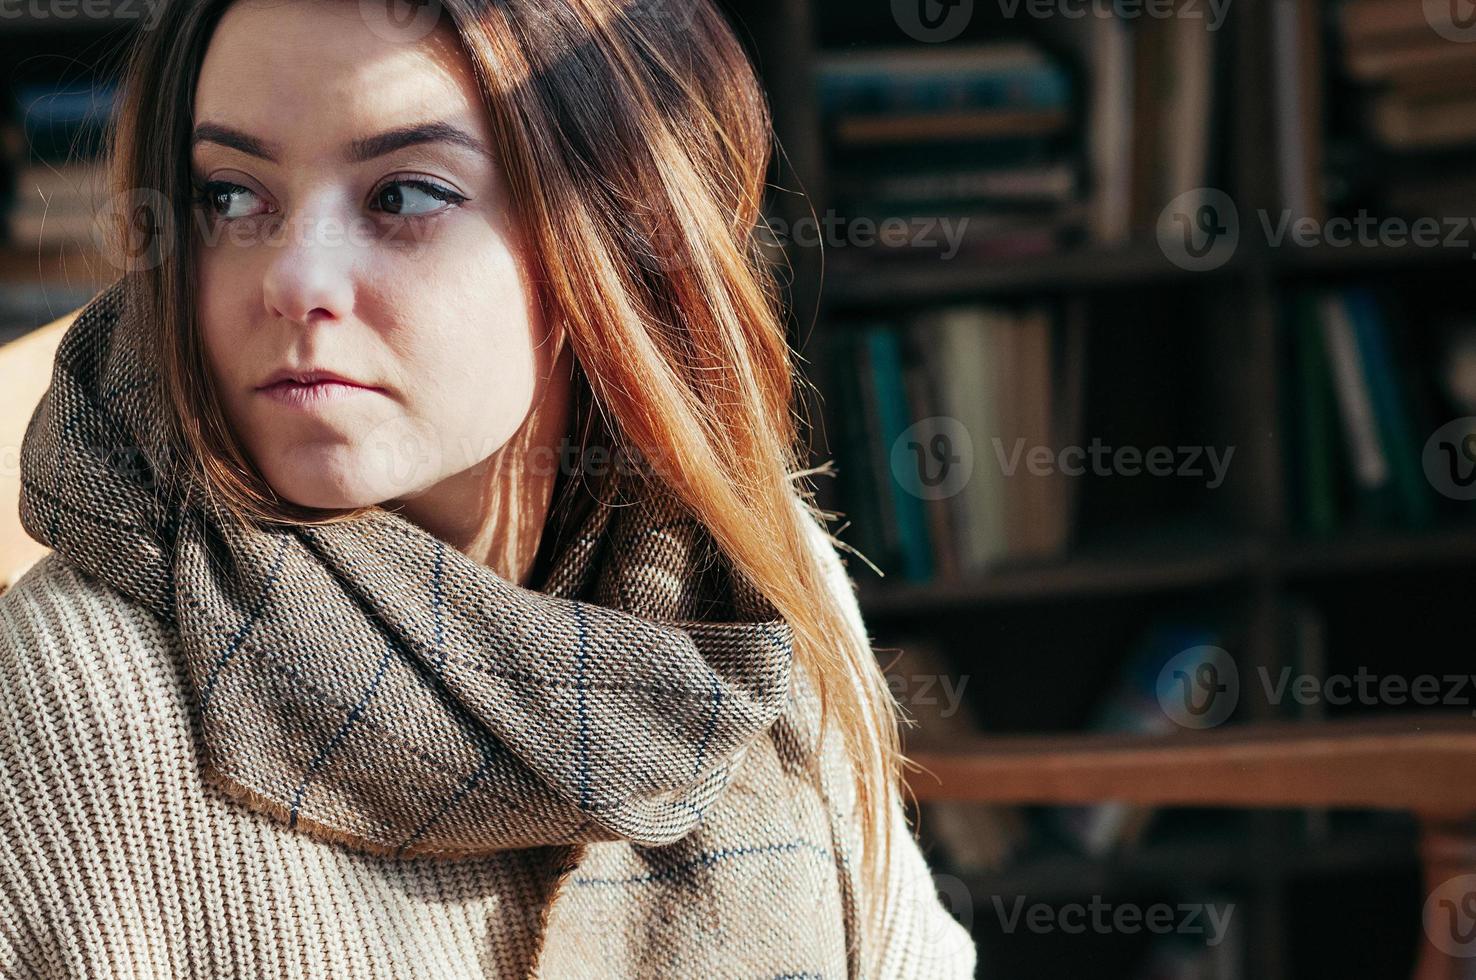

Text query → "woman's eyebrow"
[190,121,492,163]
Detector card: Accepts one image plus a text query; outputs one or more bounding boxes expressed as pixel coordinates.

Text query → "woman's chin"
[262,452,431,512]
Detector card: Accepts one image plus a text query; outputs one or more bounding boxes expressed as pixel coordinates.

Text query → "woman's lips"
[256,378,381,409]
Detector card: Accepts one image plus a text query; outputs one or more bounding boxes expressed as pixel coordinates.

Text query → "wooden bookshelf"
[825,241,1243,306]
[727,0,1476,976]
[947,820,1415,904]
[0,242,113,288]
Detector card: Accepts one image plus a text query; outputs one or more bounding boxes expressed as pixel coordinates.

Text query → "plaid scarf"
[17,279,806,863]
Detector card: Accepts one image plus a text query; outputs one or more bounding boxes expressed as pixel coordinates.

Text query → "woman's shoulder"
[0,551,170,658]
[0,553,180,743]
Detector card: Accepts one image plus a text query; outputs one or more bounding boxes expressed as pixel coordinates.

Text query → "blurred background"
[5,1,1476,977]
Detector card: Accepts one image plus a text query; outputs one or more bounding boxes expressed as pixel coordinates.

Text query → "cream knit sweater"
[0,516,977,978]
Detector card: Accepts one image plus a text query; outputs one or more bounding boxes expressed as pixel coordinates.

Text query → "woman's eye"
[193,180,269,220]
[372,179,466,217]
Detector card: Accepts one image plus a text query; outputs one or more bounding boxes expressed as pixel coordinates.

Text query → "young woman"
[0,1,978,976]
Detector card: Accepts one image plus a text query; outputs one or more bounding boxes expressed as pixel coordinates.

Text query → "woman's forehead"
[194,0,481,138]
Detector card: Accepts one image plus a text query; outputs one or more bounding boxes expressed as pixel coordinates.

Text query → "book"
[1289,293,1341,535]
[1163,6,1218,209]
[827,329,889,575]
[1319,291,1398,525]
[1273,0,1326,221]
[832,107,1072,146]
[13,81,117,163]
[863,325,935,582]
[815,42,1074,118]
[901,340,961,580]
[5,159,108,246]
[831,161,1079,211]
[1344,37,1476,82]
[1342,288,1435,528]
[1371,92,1476,150]
[1341,0,1449,42]
[913,306,1009,573]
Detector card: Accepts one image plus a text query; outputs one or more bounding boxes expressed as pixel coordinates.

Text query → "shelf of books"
[760,0,1476,975]
[0,18,126,341]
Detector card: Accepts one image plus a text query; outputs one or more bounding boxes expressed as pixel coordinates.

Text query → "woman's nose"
[260,210,359,326]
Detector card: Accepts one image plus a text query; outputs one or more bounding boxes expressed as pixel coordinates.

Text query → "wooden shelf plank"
[0,243,115,289]
[903,713,1476,817]
[856,525,1476,614]
[1275,524,1476,577]
[947,824,1415,900]
[823,242,1240,305]
[856,540,1259,613]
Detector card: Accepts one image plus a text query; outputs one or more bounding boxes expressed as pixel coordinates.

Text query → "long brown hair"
[105,0,909,952]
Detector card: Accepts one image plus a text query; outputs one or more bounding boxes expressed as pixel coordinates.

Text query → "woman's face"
[192,0,559,511]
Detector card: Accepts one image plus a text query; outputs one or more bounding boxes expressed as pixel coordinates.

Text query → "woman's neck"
[387,343,575,586]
